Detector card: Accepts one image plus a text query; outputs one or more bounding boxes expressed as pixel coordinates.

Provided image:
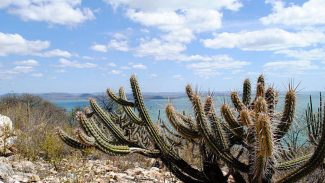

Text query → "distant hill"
[1,91,232,101]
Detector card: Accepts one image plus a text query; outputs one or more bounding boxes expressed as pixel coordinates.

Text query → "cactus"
[59,74,325,183]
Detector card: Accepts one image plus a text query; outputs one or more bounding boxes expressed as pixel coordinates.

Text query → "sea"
[50,91,323,122]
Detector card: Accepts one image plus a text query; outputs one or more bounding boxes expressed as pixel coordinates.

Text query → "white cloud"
[136,38,186,59]
[264,60,318,73]
[131,63,147,69]
[14,59,39,66]
[91,33,129,52]
[111,69,121,74]
[275,49,325,61]
[91,44,108,52]
[0,32,49,56]
[186,55,250,78]
[202,29,325,51]
[105,0,242,12]
[261,0,325,26]
[0,32,72,57]
[8,66,34,74]
[57,58,97,69]
[41,49,72,58]
[103,0,241,59]
[107,62,117,67]
[1,0,94,26]
[151,74,158,77]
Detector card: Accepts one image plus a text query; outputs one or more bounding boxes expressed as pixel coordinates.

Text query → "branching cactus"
[59,74,325,183]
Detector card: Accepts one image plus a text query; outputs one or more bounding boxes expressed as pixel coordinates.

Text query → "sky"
[0,0,325,93]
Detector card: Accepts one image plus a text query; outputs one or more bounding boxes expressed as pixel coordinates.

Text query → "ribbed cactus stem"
[256,83,265,98]
[58,128,91,149]
[231,92,246,111]
[107,88,135,107]
[75,128,95,146]
[186,84,195,102]
[192,94,249,172]
[256,113,273,157]
[166,104,200,139]
[243,78,251,106]
[240,109,252,126]
[204,96,213,114]
[118,87,143,125]
[276,89,296,139]
[255,97,268,115]
[221,104,244,137]
[265,87,276,115]
[257,74,265,86]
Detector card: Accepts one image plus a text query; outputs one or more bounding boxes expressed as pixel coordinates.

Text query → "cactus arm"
[221,104,244,138]
[265,87,277,116]
[129,76,207,181]
[166,104,200,139]
[205,96,229,150]
[75,128,95,146]
[57,128,92,149]
[118,87,143,125]
[231,92,246,111]
[192,94,249,173]
[176,113,197,130]
[107,88,135,107]
[89,98,136,145]
[252,113,274,182]
[276,154,312,171]
[77,112,131,155]
[130,75,173,154]
[276,89,296,139]
[276,105,325,183]
[243,78,251,106]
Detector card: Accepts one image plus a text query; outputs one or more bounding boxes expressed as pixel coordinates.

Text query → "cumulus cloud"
[41,49,72,58]
[104,0,242,12]
[135,38,186,59]
[91,33,129,52]
[263,60,318,75]
[14,59,39,66]
[57,58,97,68]
[0,32,72,57]
[261,0,325,26]
[275,49,325,61]
[202,29,325,51]
[91,44,108,52]
[130,63,147,69]
[186,55,250,78]
[102,0,242,60]
[2,59,40,77]
[0,0,94,26]
[0,32,49,56]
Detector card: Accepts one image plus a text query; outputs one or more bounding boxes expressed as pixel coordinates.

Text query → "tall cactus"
[59,74,325,183]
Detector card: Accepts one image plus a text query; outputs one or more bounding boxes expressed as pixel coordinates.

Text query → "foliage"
[0,94,72,161]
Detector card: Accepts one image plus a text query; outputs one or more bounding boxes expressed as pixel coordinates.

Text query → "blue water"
[51,92,323,121]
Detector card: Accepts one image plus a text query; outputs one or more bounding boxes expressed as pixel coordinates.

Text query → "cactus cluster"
[59,74,325,183]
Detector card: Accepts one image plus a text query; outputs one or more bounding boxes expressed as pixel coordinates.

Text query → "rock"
[0,163,14,182]
[29,174,40,182]
[12,161,35,173]
[0,114,16,156]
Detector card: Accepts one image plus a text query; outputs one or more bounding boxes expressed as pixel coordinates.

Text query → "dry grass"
[0,94,74,163]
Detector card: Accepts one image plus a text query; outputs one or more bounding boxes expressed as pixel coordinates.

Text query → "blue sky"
[0,0,325,93]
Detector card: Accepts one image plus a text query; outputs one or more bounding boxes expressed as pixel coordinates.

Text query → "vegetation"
[0,94,73,163]
[58,74,325,183]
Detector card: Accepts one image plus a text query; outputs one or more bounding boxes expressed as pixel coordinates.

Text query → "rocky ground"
[0,155,181,183]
